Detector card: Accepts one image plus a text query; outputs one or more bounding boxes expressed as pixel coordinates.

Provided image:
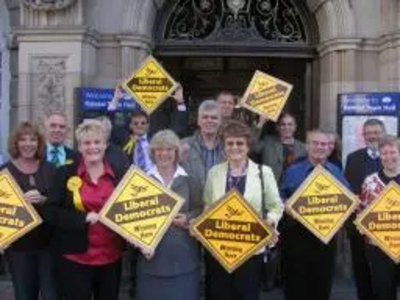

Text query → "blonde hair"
[75,119,106,144]
[149,130,181,163]
[96,116,112,141]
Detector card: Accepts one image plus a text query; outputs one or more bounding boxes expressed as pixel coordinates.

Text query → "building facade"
[0,0,398,153]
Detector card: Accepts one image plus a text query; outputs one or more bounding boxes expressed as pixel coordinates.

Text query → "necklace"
[227,161,248,191]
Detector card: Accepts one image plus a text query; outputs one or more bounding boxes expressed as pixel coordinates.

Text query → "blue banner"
[339,93,400,115]
[78,88,138,112]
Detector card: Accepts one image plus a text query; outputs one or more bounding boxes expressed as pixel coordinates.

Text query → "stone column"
[15,0,96,145]
[119,35,152,79]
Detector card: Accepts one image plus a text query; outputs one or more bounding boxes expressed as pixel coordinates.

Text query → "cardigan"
[1,161,56,251]
[203,159,284,225]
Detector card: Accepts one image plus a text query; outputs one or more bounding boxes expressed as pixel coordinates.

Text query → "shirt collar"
[303,158,336,172]
[147,164,188,187]
[47,142,65,153]
[197,131,221,151]
[77,158,115,179]
[367,148,380,159]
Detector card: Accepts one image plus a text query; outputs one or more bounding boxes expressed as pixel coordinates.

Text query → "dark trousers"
[205,252,263,300]
[281,227,336,300]
[57,256,122,300]
[349,229,375,300]
[5,249,59,300]
[366,244,399,300]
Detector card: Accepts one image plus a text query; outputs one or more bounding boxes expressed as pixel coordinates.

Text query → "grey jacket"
[137,174,203,276]
[256,135,306,181]
[181,132,225,198]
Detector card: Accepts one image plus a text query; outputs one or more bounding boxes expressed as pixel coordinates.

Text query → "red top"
[65,160,124,265]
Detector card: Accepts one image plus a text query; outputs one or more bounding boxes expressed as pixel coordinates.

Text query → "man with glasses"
[44,112,78,167]
[113,111,153,172]
[344,118,386,300]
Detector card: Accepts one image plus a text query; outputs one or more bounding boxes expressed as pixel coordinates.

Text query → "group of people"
[1,86,398,300]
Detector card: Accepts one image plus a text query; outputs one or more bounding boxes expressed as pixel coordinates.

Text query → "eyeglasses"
[133,121,147,126]
[225,141,246,147]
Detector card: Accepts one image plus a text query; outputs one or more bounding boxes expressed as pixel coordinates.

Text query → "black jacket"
[43,159,128,254]
[344,148,382,195]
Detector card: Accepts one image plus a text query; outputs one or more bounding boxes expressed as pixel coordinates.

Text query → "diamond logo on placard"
[123,56,177,114]
[99,167,184,252]
[355,182,400,263]
[190,189,274,273]
[286,165,358,243]
[241,71,293,121]
[0,172,42,249]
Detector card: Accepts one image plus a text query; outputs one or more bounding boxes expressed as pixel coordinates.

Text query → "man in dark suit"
[44,112,79,167]
[345,118,386,300]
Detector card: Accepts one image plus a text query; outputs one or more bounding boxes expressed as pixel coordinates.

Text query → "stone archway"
[121,0,357,130]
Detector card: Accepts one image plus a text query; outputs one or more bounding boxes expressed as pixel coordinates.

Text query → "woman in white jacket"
[203,120,284,300]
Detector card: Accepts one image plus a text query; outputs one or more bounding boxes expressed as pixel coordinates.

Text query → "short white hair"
[75,119,106,144]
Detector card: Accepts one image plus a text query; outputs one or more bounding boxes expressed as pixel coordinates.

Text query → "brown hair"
[221,120,253,147]
[8,122,45,160]
[379,135,400,152]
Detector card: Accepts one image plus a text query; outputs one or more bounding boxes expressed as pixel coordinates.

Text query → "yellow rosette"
[67,176,85,212]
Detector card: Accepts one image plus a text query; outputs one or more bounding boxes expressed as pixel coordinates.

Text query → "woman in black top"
[2,122,58,300]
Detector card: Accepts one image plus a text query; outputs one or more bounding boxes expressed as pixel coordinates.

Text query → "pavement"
[0,275,359,300]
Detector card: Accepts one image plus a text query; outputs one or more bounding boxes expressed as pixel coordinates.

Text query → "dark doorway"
[158,55,310,136]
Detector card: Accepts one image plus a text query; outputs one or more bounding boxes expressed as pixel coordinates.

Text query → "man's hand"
[113,85,125,102]
[256,115,269,129]
[171,84,184,104]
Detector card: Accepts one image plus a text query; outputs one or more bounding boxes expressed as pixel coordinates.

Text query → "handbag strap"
[258,164,268,219]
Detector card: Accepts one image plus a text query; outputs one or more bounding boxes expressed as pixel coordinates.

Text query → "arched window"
[155,0,318,56]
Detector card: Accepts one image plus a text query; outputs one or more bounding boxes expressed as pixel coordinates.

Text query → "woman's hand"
[24,190,46,204]
[265,218,279,247]
[85,212,99,225]
[173,213,188,229]
[140,247,155,260]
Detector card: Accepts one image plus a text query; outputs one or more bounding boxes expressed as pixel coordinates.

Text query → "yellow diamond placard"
[0,170,42,249]
[122,55,178,114]
[99,167,184,252]
[190,189,275,273]
[355,182,400,263]
[286,165,359,244]
[240,70,293,121]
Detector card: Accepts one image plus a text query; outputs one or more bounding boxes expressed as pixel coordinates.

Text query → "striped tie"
[135,137,147,171]
[51,147,61,167]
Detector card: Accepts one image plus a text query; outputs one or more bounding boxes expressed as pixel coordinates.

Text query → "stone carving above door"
[162,0,308,44]
[22,0,76,11]
[31,57,66,123]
